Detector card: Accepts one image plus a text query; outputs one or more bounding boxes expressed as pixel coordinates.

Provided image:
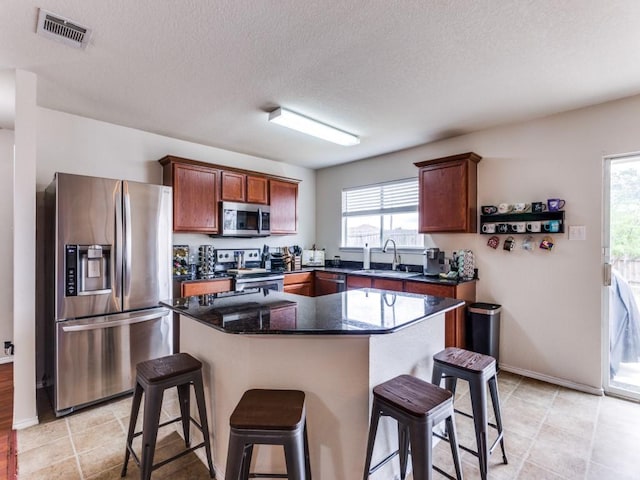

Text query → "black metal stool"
[121,353,215,479]
[225,389,311,480]
[431,348,507,480]
[363,374,463,480]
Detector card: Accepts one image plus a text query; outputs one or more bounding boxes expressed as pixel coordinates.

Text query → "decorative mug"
[487,236,500,249]
[497,223,510,234]
[526,221,541,232]
[482,205,498,215]
[482,223,496,233]
[547,198,566,211]
[544,220,560,233]
[512,203,531,213]
[503,236,516,251]
[510,222,526,233]
[498,203,513,214]
[532,202,548,213]
[540,235,554,250]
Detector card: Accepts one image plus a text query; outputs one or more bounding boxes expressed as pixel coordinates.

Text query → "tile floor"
[17,371,640,479]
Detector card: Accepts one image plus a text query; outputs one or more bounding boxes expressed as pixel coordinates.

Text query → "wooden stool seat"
[137,352,202,383]
[121,353,214,480]
[363,375,463,480]
[225,389,312,480]
[432,347,508,480]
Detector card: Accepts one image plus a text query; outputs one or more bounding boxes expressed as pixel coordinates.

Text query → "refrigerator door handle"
[123,181,133,304]
[114,181,123,304]
[61,308,170,332]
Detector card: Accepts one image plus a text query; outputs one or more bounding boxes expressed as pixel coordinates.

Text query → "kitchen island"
[162,288,463,479]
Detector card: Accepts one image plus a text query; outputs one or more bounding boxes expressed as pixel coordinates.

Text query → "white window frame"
[340,178,423,250]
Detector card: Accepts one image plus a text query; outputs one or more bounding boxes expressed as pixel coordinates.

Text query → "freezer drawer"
[54,308,172,414]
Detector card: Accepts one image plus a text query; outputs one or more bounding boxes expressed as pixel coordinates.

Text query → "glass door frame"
[602,151,640,401]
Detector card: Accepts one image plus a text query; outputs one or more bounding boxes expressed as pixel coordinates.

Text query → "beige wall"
[0,129,13,359]
[316,93,640,392]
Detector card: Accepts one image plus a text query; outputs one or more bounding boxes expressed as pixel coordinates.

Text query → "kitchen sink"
[351,269,419,279]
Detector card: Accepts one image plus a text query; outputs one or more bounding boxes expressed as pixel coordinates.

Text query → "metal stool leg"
[445,415,463,480]
[177,382,191,447]
[192,374,215,477]
[408,422,432,480]
[488,375,508,464]
[362,399,382,479]
[140,386,163,480]
[225,430,246,480]
[121,382,143,477]
[240,444,254,480]
[284,430,306,480]
[303,423,312,479]
[398,423,410,480]
[469,379,489,480]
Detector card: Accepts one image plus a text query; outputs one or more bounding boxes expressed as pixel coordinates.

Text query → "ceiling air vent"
[36,9,92,49]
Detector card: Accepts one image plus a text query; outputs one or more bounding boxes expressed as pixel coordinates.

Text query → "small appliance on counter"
[301,249,325,267]
[197,245,216,279]
[423,248,450,276]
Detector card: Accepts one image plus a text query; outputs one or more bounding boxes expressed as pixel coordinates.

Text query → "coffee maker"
[423,248,448,276]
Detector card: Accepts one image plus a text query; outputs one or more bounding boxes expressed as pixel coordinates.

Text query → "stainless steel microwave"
[220,201,270,237]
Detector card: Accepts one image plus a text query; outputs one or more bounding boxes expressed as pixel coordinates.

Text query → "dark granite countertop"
[162,288,463,335]
[284,267,475,286]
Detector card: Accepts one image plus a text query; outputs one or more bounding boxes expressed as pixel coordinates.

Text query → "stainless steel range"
[215,248,284,292]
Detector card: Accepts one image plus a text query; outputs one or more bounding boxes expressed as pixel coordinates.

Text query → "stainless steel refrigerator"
[45,172,173,416]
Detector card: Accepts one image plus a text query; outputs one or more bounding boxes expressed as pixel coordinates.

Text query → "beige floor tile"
[590,422,639,473]
[17,416,70,452]
[78,436,128,478]
[18,434,75,475]
[501,395,549,439]
[586,461,639,480]
[525,423,589,478]
[510,378,558,408]
[555,386,601,410]
[67,404,119,435]
[86,462,140,479]
[18,457,82,480]
[72,418,126,454]
[543,404,596,438]
[517,461,567,479]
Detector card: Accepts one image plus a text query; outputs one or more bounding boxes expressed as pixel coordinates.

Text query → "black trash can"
[467,302,501,364]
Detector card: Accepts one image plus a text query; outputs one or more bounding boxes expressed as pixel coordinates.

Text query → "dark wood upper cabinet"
[269,179,298,234]
[220,171,246,202]
[414,152,481,233]
[160,157,220,233]
[246,175,269,204]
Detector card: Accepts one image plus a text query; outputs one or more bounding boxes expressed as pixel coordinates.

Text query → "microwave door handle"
[258,208,262,235]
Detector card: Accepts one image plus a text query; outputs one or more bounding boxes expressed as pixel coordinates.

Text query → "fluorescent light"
[268,107,360,146]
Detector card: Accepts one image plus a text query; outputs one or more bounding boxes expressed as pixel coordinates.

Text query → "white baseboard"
[499,363,604,396]
[0,355,14,364]
[13,416,39,430]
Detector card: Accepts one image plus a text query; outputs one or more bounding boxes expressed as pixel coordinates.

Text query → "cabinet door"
[221,171,246,202]
[372,278,404,292]
[416,153,480,233]
[284,283,312,296]
[181,279,232,296]
[171,164,219,233]
[269,304,297,329]
[270,179,298,234]
[247,175,269,204]
[347,275,372,289]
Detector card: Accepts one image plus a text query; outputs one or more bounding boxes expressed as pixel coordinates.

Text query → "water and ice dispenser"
[65,244,112,296]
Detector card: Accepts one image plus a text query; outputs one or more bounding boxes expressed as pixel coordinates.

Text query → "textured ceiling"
[1,1,640,169]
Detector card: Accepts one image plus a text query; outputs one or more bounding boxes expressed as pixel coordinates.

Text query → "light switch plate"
[569,225,586,240]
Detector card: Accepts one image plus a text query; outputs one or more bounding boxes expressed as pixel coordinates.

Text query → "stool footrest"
[453,408,500,431]
[152,442,206,472]
[368,449,399,476]
[433,464,460,480]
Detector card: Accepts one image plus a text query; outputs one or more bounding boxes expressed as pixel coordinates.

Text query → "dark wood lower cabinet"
[284,272,314,296]
[404,280,476,348]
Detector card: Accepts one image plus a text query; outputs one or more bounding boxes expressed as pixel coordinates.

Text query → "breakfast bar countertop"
[161,288,463,335]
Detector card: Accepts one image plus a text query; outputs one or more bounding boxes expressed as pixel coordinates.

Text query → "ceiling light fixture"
[268,107,360,146]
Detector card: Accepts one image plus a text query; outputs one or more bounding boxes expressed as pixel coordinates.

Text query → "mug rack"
[479,211,565,234]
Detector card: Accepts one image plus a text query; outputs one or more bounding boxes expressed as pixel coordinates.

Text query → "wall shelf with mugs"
[479,211,565,234]
[479,200,566,235]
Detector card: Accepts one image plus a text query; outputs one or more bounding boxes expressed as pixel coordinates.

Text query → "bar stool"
[363,374,463,480]
[121,353,215,480]
[225,389,311,480]
[431,348,508,480]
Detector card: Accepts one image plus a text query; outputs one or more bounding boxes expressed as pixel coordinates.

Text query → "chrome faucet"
[382,239,400,271]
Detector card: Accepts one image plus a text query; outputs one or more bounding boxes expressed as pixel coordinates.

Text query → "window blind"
[343,178,418,216]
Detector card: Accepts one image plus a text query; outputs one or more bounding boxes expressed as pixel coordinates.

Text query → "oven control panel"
[215,248,262,266]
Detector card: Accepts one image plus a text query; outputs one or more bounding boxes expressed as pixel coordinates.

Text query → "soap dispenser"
[363,243,371,269]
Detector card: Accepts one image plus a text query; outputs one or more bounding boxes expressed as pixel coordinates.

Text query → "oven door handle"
[61,309,169,332]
